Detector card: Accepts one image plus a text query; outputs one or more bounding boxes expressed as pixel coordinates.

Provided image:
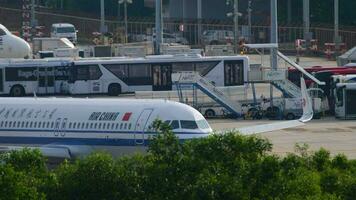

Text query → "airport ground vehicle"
[50,23,78,44]
[67,54,249,96]
[333,75,356,119]
[0,55,248,96]
[0,59,71,96]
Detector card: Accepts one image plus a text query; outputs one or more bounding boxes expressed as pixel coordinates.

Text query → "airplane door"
[38,67,55,94]
[134,109,153,145]
[54,118,61,136]
[60,118,67,137]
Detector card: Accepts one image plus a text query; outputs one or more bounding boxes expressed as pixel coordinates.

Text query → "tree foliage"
[1,122,356,199]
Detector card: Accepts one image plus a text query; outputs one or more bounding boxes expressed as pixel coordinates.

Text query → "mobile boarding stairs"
[172,71,243,117]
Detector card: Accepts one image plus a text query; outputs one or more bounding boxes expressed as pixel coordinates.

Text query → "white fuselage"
[0,24,31,59]
[0,98,212,156]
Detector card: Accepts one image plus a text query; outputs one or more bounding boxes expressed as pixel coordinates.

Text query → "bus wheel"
[205,109,216,118]
[108,84,121,96]
[10,85,25,97]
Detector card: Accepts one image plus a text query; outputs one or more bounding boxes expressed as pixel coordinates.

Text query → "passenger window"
[106,123,110,129]
[111,123,115,129]
[4,121,8,127]
[86,123,89,129]
[128,123,132,130]
[51,122,54,128]
[38,122,41,128]
[77,123,80,129]
[120,123,123,129]
[17,121,21,127]
[171,120,180,130]
[94,123,97,129]
[69,123,72,129]
[34,122,37,128]
[90,123,93,129]
[9,121,12,127]
[73,122,76,129]
[180,120,198,129]
[0,121,3,127]
[26,122,29,128]
[124,123,127,129]
[115,123,119,129]
[29,122,33,128]
[21,121,24,128]
[81,123,85,129]
[43,122,46,128]
[98,123,102,129]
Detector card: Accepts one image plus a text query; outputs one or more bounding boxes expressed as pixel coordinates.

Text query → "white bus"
[67,54,249,96]
[0,59,71,96]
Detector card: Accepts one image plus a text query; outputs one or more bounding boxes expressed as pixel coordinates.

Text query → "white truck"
[50,23,78,44]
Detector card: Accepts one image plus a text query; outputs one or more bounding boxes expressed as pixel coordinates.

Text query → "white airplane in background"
[0,78,313,161]
[0,24,31,59]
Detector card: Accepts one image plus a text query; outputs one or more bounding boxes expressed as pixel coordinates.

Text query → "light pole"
[100,0,106,34]
[233,0,239,53]
[155,0,163,55]
[119,0,133,43]
[226,0,240,53]
[334,0,340,55]
[247,0,252,43]
[197,0,202,45]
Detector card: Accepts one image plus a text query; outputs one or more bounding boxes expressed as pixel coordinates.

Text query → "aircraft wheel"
[285,113,296,120]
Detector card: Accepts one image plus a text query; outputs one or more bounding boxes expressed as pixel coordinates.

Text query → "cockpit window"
[197,120,210,129]
[180,120,198,129]
[171,120,180,130]
[0,29,6,36]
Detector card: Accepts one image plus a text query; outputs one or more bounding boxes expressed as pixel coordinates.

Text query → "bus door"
[224,61,244,86]
[38,67,55,94]
[134,109,153,145]
[152,64,172,91]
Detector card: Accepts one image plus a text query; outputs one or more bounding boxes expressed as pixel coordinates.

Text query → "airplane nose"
[13,36,32,59]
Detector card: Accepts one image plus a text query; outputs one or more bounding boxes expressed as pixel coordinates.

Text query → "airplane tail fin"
[299,77,313,123]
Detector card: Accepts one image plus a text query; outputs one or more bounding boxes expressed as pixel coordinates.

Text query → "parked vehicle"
[50,23,78,44]
[202,30,234,45]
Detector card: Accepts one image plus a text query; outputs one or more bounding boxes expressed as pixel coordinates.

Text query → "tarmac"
[208,117,356,159]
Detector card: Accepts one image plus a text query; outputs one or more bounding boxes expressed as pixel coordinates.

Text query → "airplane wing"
[221,77,313,135]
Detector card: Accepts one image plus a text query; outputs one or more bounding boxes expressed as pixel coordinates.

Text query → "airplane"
[0,78,313,162]
[0,24,32,59]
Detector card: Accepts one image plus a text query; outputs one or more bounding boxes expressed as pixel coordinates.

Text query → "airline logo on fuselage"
[89,112,120,121]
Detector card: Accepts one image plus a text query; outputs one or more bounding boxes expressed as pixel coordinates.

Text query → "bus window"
[76,66,89,80]
[336,88,344,107]
[172,62,194,73]
[0,69,3,92]
[55,66,69,80]
[103,64,129,82]
[195,61,219,76]
[128,64,151,85]
[88,65,102,80]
